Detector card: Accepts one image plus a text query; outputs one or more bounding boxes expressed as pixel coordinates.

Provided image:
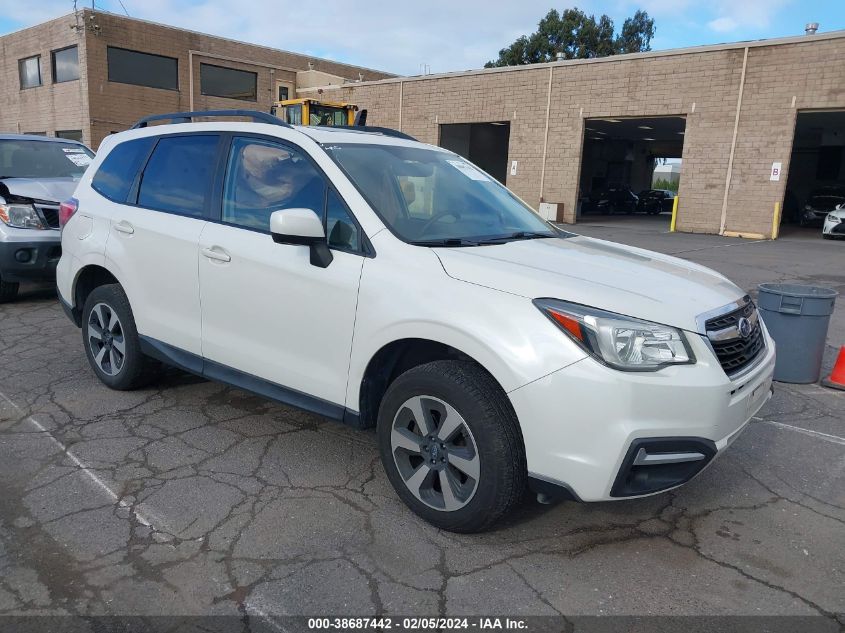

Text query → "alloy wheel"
[87,302,126,376]
[390,395,480,511]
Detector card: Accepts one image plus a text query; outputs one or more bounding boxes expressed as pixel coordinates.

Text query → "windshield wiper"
[409,238,484,247]
[477,231,556,244]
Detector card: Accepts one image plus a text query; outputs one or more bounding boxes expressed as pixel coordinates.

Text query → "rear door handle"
[201,246,231,263]
[113,221,134,235]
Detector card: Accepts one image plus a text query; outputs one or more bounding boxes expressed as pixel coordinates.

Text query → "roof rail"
[316,125,418,141]
[130,109,292,130]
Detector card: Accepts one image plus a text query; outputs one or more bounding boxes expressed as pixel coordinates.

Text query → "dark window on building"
[52,46,79,83]
[200,63,257,101]
[56,130,83,142]
[92,137,156,202]
[138,135,219,217]
[19,56,42,89]
[24,132,47,136]
[107,47,178,91]
[278,85,289,101]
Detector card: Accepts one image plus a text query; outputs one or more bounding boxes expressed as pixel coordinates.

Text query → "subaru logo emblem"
[737,317,752,338]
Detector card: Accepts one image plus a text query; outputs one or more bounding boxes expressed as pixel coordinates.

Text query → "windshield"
[324,143,556,244]
[0,140,94,179]
[310,105,347,126]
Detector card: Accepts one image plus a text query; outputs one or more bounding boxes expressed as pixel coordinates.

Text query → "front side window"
[222,137,326,231]
[107,47,178,90]
[0,139,93,179]
[324,144,556,244]
[19,56,41,89]
[137,135,219,217]
[200,63,257,101]
[52,46,79,83]
[92,137,155,202]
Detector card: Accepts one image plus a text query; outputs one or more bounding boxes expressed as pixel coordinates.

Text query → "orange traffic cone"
[822,346,845,391]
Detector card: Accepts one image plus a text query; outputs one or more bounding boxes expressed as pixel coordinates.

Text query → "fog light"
[611,438,717,497]
[14,249,33,263]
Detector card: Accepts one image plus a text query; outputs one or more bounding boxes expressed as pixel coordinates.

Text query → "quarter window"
[200,63,257,101]
[326,189,360,252]
[19,56,42,89]
[107,47,178,90]
[92,137,156,202]
[222,138,326,231]
[138,135,219,217]
[52,46,79,83]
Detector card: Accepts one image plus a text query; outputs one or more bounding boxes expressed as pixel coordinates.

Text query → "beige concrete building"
[315,31,845,238]
[0,9,392,149]
[2,9,843,238]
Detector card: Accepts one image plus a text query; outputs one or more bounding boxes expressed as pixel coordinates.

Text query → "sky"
[0,0,842,76]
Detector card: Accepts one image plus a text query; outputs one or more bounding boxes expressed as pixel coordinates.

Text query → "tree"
[485,7,655,67]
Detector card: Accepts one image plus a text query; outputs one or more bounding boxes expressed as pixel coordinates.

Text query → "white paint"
[510,160,518,176]
[754,417,845,446]
[770,162,782,181]
[0,391,171,533]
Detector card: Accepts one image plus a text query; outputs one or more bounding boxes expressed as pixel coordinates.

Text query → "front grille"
[36,204,60,229]
[705,300,765,376]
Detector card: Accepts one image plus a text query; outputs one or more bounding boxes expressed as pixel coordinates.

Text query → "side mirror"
[270,208,333,268]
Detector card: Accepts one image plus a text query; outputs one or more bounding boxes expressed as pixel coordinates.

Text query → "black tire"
[81,284,158,390]
[0,274,19,303]
[377,360,526,533]
[822,234,833,240]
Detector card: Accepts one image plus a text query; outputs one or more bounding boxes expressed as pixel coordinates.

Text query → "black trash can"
[757,283,838,383]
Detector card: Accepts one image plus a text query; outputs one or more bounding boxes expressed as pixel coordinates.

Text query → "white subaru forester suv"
[57,110,775,532]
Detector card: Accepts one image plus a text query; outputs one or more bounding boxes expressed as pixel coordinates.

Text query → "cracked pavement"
[0,222,843,625]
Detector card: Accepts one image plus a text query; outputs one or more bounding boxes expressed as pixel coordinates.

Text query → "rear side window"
[138,135,219,217]
[92,137,155,202]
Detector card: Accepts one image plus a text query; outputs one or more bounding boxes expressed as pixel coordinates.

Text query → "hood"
[0,177,79,204]
[434,236,745,333]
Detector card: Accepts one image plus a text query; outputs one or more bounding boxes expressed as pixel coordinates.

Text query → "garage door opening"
[439,122,510,184]
[782,110,845,236]
[577,116,686,228]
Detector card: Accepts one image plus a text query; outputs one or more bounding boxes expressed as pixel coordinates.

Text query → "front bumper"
[510,326,776,502]
[0,225,62,282]
[822,214,844,236]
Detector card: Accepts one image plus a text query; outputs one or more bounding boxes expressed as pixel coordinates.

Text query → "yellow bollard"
[669,195,679,232]
[771,201,782,240]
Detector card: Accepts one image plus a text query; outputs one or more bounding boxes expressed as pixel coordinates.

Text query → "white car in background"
[822,204,844,239]
[57,110,775,532]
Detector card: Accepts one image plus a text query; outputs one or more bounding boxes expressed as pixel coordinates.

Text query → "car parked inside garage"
[0,134,94,302]
[800,185,845,227]
[636,189,675,214]
[57,111,775,532]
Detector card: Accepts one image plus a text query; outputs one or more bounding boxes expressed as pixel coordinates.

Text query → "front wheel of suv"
[81,284,158,390]
[377,360,526,533]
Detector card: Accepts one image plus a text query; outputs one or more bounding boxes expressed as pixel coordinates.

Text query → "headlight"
[0,203,44,229]
[534,298,695,371]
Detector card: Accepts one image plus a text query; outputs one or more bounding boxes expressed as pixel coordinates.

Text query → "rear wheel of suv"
[0,275,19,303]
[377,360,526,533]
[82,284,158,390]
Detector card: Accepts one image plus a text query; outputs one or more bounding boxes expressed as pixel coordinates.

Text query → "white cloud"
[708,16,739,32]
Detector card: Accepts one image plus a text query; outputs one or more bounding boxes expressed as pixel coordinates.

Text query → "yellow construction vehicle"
[270,98,363,127]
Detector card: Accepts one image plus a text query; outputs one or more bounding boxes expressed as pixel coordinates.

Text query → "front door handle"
[113,221,134,235]
[201,246,231,263]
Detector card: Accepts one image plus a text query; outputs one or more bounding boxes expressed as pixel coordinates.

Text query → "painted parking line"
[753,416,845,446]
[0,389,173,534]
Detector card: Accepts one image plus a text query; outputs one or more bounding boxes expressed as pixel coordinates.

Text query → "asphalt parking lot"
[0,221,843,629]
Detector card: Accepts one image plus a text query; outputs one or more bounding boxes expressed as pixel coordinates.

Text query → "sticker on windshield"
[65,153,92,167]
[446,159,490,181]
[62,147,86,153]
